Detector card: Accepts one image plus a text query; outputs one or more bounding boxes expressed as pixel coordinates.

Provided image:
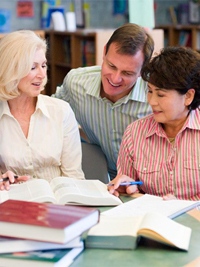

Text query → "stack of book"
[0,199,100,266]
[0,178,122,265]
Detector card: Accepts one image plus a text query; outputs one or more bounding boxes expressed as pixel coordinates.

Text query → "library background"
[0,0,199,96]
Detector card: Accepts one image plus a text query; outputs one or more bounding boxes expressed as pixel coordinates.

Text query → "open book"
[103,194,200,219]
[0,177,122,206]
[86,213,192,251]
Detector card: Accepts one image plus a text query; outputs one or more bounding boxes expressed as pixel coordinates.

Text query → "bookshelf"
[155,25,200,52]
[45,29,114,95]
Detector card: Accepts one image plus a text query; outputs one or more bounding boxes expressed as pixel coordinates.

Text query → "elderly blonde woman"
[0,30,84,190]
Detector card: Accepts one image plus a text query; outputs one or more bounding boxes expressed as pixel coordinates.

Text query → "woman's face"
[147,83,194,128]
[18,48,47,97]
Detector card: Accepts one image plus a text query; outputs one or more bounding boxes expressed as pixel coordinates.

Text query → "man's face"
[101,42,144,103]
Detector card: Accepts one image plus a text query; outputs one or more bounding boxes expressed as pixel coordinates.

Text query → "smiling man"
[53,23,154,180]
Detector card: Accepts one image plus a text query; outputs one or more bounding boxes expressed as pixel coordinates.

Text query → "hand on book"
[0,171,30,191]
[163,194,177,201]
[107,174,138,197]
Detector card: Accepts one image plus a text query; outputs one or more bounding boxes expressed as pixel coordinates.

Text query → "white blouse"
[0,94,85,182]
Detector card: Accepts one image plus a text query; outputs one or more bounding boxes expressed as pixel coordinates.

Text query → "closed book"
[0,236,82,254]
[86,213,192,251]
[0,242,84,267]
[178,3,189,24]
[169,6,178,25]
[0,177,122,206]
[0,200,99,244]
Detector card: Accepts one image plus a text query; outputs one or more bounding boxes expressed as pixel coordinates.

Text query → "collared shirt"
[53,66,152,171]
[0,95,85,182]
[117,109,200,200]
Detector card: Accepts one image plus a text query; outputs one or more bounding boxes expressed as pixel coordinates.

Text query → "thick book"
[86,213,192,251]
[0,242,84,267]
[0,177,122,206]
[0,236,82,254]
[0,199,99,244]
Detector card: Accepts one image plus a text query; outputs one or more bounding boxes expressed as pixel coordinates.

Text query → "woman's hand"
[0,171,30,191]
[163,194,177,201]
[107,174,138,197]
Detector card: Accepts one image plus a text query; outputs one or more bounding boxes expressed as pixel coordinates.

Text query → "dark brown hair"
[141,46,200,110]
[105,23,154,68]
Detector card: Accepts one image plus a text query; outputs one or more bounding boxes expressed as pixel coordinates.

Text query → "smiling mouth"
[32,82,41,86]
[108,79,121,87]
[153,110,162,114]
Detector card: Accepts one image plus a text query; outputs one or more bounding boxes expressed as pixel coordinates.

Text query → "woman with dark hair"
[108,47,200,200]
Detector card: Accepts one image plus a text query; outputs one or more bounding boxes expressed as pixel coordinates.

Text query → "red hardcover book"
[0,200,99,244]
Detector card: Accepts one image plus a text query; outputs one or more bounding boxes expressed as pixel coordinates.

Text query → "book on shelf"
[178,3,189,25]
[63,36,71,65]
[0,236,82,254]
[0,243,84,267]
[86,212,191,251]
[169,6,178,25]
[0,177,122,206]
[188,0,200,24]
[179,31,192,47]
[102,194,200,219]
[0,199,99,244]
[81,39,95,66]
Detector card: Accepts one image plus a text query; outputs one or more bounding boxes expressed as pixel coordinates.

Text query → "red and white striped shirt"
[117,108,200,200]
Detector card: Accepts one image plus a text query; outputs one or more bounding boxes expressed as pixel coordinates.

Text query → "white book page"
[88,214,142,237]
[138,212,192,251]
[103,194,199,218]
[0,236,82,254]
[50,177,122,205]
[0,179,56,203]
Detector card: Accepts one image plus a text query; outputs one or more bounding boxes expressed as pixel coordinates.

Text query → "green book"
[0,242,83,267]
